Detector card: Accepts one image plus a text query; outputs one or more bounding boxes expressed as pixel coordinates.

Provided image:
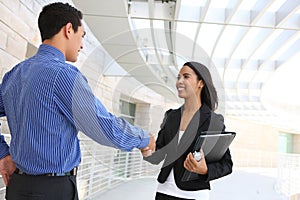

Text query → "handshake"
[140,133,156,157]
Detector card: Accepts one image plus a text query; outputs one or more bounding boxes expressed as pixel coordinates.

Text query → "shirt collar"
[38,44,66,62]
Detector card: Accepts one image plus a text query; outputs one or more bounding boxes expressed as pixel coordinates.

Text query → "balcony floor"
[95,169,288,200]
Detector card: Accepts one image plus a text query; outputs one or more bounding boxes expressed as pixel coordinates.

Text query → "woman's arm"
[205,148,233,181]
[143,110,173,164]
[143,125,168,165]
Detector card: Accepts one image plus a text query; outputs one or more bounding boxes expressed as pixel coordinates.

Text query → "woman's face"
[176,65,203,99]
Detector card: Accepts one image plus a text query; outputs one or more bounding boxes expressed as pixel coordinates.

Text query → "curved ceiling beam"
[247,0,300,93]
[148,0,177,88]
[275,0,300,27]
[234,0,275,90]
[73,0,178,101]
[191,0,211,60]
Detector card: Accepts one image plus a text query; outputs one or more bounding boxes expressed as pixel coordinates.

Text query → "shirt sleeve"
[0,134,10,159]
[0,85,10,159]
[0,84,6,117]
[53,67,150,151]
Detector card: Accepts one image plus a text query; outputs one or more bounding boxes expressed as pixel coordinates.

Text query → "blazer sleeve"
[205,117,233,181]
[206,148,233,181]
[143,109,172,164]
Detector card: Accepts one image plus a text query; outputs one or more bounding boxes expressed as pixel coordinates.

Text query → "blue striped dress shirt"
[0,44,150,175]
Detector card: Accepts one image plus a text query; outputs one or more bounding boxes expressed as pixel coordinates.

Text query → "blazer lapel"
[198,104,211,131]
[177,104,211,154]
[177,110,200,154]
[165,107,181,142]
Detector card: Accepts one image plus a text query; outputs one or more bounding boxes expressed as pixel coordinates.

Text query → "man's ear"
[65,22,73,39]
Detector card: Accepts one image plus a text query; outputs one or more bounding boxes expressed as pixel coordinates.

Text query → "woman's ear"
[198,80,205,88]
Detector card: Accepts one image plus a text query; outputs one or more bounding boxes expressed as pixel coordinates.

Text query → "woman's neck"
[180,98,201,131]
[183,97,201,112]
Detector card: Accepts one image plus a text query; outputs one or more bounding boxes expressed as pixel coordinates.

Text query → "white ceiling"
[73,0,300,133]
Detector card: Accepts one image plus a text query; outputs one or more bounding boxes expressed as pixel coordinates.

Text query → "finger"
[184,160,191,171]
[3,174,9,186]
[186,152,193,160]
[150,137,156,151]
[185,160,196,172]
[141,147,149,152]
[142,150,152,157]
[150,144,156,152]
[188,153,197,164]
[187,154,200,171]
[187,153,197,164]
[184,154,191,166]
[184,157,193,170]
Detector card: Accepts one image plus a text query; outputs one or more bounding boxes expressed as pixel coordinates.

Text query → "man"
[0,2,155,199]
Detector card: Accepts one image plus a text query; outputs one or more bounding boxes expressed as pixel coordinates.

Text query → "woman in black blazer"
[143,61,233,200]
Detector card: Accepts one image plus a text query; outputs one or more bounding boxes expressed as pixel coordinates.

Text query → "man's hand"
[0,155,16,186]
[141,133,155,157]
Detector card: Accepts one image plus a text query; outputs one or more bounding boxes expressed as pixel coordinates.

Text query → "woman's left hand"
[183,149,208,175]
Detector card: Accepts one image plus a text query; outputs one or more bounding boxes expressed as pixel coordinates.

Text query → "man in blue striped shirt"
[0,2,155,200]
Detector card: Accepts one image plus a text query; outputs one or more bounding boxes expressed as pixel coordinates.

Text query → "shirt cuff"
[0,135,10,159]
[137,131,150,149]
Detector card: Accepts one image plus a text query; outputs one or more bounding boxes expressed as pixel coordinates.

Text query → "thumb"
[1,172,9,186]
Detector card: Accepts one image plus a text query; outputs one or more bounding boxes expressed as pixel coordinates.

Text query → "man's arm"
[0,84,16,185]
[0,84,5,117]
[54,67,154,151]
[0,134,10,161]
[0,87,10,159]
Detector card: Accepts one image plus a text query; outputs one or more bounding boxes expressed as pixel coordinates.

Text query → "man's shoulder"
[45,58,80,80]
[59,62,79,73]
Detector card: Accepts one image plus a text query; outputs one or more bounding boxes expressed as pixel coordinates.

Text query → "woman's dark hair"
[38,2,83,41]
[183,61,218,111]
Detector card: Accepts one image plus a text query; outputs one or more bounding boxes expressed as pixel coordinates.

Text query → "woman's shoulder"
[211,111,224,122]
[159,107,180,128]
[165,106,181,115]
[208,111,225,131]
[167,107,178,113]
[202,104,224,121]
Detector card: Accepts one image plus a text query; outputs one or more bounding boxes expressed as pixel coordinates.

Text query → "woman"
[143,61,233,200]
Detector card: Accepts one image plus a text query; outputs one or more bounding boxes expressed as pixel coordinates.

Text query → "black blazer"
[145,104,233,191]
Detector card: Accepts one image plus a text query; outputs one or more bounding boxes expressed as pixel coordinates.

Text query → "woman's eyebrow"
[182,73,191,76]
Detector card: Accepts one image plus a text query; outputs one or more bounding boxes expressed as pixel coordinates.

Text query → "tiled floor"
[95,169,289,200]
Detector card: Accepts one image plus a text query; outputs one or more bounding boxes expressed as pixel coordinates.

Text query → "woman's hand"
[183,149,208,175]
[141,146,153,157]
[141,133,155,157]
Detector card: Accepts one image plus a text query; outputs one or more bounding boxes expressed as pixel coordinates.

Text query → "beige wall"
[0,0,169,136]
[293,134,300,154]
[225,116,279,167]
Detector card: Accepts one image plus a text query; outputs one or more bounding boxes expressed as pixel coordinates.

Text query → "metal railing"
[76,134,161,199]
[277,153,300,198]
[0,133,161,199]
[1,134,300,199]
